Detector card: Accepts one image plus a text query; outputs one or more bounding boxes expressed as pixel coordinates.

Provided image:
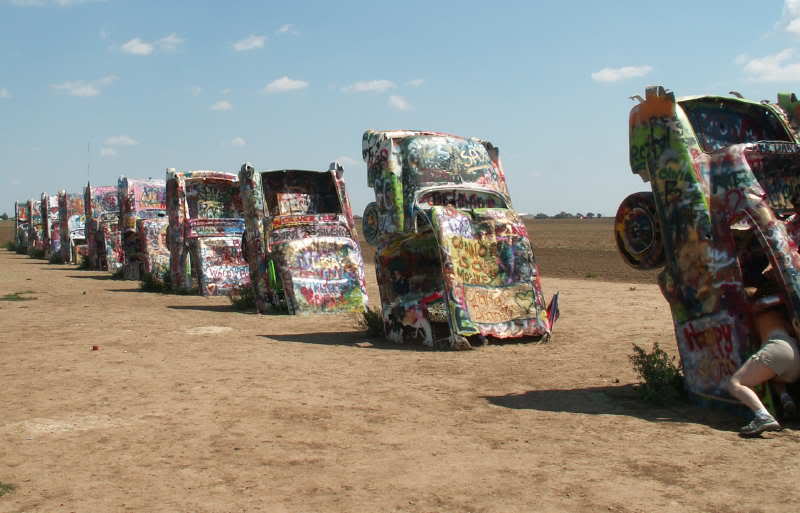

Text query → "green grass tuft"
[0,290,37,301]
[356,307,384,337]
[0,481,16,497]
[228,285,257,311]
[629,342,686,405]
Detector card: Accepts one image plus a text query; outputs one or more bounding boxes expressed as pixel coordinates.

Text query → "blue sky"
[3,0,800,217]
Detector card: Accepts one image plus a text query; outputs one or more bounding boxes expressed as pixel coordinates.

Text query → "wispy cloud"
[783,0,800,35]
[0,88,10,99]
[190,85,203,96]
[100,147,117,158]
[50,74,117,97]
[231,137,246,147]
[10,0,105,6]
[210,100,233,111]
[739,49,800,81]
[407,79,424,87]
[342,80,396,93]
[221,88,232,96]
[263,76,308,93]
[121,33,184,55]
[591,65,653,83]
[276,24,298,35]
[388,95,411,111]
[335,155,361,168]
[104,135,138,146]
[233,34,266,51]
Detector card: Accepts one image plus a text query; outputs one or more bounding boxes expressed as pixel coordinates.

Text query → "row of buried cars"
[11,88,800,409]
[13,129,559,350]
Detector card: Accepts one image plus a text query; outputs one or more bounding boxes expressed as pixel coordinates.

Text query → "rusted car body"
[41,193,61,260]
[616,86,800,406]
[58,191,85,263]
[118,177,167,280]
[239,162,368,314]
[14,200,29,252]
[84,184,123,271]
[362,130,557,349]
[167,170,250,295]
[26,199,44,255]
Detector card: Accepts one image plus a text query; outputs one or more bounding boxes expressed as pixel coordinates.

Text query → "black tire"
[615,192,665,270]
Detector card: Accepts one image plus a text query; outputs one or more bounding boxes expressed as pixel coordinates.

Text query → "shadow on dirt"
[65,274,115,280]
[168,304,255,314]
[264,332,426,351]
[484,385,742,432]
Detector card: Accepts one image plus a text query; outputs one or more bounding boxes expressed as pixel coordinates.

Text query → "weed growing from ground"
[229,285,257,311]
[629,342,686,404]
[3,241,17,252]
[0,290,36,301]
[0,481,15,497]
[28,247,45,259]
[356,307,384,337]
[140,271,170,293]
[48,253,65,264]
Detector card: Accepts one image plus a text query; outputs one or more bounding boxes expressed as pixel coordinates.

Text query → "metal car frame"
[361,129,557,349]
[58,190,85,264]
[84,183,123,272]
[26,199,44,255]
[239,161,368,314]
[118,176,167,280]
[41,193,61,260]
[14,200,29,253]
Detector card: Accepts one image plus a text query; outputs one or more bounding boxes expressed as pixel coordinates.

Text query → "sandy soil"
[1,222,799,512]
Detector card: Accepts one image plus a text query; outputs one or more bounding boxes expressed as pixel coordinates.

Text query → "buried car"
[361,129,558,349]
[616,86,800,406]
[239,162,368,314]
[26,199,44,255]
[58,190,85,264]
[166,169,250,295]
[14,200,29,252]
[42,193,61,260]
[84,184,123,272]
[118,176,167,280]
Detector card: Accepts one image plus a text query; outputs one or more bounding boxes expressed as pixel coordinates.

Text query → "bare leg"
[728,358,777,412]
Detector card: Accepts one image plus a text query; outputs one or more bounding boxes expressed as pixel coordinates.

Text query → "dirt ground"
[1,220,799,513]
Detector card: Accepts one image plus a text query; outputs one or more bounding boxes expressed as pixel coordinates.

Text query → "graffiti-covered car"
[41,193,61,260]
[118,176,167,279]
[27,199,44,256]
[58,190,85,263]
[362,130,557,349]
[166,170,250,295]
[616,85,800,405]
[137,217,170,283]
[239,162,368,314]
[84,184,123,272]
[14,200,29,253]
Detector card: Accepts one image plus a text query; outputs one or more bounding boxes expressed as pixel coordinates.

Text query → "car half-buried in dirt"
[361,130,558,350]
[118,177,167,280]
[14,200,29,253]
[58,190,85,264]
[239,162,368,314]
[26,198,44,256]
[167,170,250,295]
[84,183,123,272]
[616,86,800,406]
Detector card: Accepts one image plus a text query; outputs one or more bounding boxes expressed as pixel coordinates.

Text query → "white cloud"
[50,74,117,97]
[233,35,266,51]
[407,79,424,87]
[276,24,297,35]
[210,100,233,111]
[591,65,653,83]
[342,80,396,93]
[231,137,246,147]
[120,34,184,55]
[0,88,10,99]
[100,147,117,157]
[157,33,184,52]
[335,155,361,168]
[263,76,308,93]
[741,49,800,81]
[190,85,202,96]
[388,95,411,111]
[221,88,232,95]
[104,135,139,146]
[121,38,154,56]
[784,1,800,35]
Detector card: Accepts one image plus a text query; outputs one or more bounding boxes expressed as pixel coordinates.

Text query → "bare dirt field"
[1,219,799,513]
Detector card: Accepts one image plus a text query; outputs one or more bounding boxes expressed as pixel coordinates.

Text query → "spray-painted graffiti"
[167,170,249,295]
[618,86,800,403]
[26,199,44,255]
[239,163,368,314]
[84,184,121,270]
[58,191,85,263]
[362,130,556,349]
[14,201,30,252]
[41,194,61,259]
[119,177,167,280]
[137,217,171,282]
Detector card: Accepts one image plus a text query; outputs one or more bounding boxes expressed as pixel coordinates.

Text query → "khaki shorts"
[751,332,800,383]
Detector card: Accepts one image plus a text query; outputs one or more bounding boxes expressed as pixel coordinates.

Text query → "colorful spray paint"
[362,130,557,349]
[166,169,250,295]
[84,184,123,271]
[118,176,167,279]
[239,162,368,314]
[617,86,800,405]
[26,199,44,255]
[58,190,85,263]
[14,200,29,252]
[41,193,61,260]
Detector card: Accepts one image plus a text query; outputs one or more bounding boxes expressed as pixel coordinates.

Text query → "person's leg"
[728,358,777,412]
